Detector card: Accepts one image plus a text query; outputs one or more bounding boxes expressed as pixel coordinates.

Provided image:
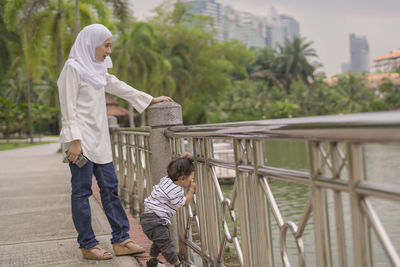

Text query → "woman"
[57,24,173,260]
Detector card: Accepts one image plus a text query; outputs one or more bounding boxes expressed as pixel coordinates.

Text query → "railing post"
[348,143,372,267]
[147,102,183,256]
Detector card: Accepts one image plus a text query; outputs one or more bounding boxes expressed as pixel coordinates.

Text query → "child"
[140,157,196,267]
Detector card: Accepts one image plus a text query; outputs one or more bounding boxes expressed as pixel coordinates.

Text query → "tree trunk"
[56,0,62,134]
[141,112,146,127]
[129,104,135,128]
[74,0,80,37]
[57,0,62,75]
[27,78,34,144]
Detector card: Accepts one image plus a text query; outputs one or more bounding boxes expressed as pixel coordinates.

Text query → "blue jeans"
[69,161,130,249]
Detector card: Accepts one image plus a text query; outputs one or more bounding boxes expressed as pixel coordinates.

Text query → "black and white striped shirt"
[144,176,186,224]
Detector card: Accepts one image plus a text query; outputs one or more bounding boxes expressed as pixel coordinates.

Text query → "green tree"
[0,0,20,82]
[111,21,165,126]
[379,80,400,110]
[276,37,320,93]
[333,73,374,113]
[248,47,281,88]
[0,96,17,139]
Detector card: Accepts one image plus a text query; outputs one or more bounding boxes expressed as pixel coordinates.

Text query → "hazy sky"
[128,0,400,76]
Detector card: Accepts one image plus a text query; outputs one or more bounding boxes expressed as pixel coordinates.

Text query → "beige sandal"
[112,239,145,256]
[81,245,113,260]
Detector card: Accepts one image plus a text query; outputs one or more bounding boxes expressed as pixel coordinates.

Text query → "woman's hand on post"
[67,140,82,163]
[151,96,174,104]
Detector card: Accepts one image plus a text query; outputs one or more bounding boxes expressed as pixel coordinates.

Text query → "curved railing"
[111,110,400,267]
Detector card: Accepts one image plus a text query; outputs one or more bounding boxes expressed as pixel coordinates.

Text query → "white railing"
[111,111,400,267]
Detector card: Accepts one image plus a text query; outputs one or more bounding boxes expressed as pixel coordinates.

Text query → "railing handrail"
[111,107,400,267]
[166,111,400,142]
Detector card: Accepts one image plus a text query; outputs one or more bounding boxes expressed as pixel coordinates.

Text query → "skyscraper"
[265,7,283,49]
[349,33,370,72]
[183,0,223,41]
[220,8,266,48]
[280,14,300,42]
[182,0,299,49]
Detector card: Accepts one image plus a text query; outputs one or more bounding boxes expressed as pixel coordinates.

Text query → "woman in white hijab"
[58,24,172,260]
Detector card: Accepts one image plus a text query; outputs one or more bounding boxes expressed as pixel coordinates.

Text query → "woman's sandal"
[81,245,113,260]
[112,239,145,256]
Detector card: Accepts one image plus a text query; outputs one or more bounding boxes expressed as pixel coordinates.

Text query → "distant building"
[265,7,284,49]
[183,0,223,41]
[372,47,400,72]
[349,33,370,72]
[183,0,298,49]
[280,14,300,42]
[341,62,350,73]
[220,8,266,48]
[325,73,400,89]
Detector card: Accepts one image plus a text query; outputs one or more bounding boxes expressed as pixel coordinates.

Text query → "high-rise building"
[280,14,300,42]
[183,0,223,41]
[265,7,283,49]
[341,62,350,73]
[182,0,298,49]
[349,33,370,72]
[220,7,266,48]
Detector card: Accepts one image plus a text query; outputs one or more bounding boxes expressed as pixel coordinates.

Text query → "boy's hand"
[189,181,196,191]
[181,152,191,158]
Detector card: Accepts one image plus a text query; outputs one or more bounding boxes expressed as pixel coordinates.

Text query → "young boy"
[140,157,196,267]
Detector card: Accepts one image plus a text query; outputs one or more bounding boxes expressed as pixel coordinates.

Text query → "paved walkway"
[0,143,141,267]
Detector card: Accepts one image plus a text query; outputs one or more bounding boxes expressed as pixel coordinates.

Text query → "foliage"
[0,0,398,135]
[0,141,55,151]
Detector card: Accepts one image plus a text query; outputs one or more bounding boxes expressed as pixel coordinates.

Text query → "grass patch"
[0,141,55,151]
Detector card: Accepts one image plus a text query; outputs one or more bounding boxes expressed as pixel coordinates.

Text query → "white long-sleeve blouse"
[58,64,153,164]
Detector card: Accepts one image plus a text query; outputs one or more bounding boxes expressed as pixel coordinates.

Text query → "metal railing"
[111,111,400,267]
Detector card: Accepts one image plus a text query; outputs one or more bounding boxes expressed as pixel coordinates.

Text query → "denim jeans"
[69,160,130,249]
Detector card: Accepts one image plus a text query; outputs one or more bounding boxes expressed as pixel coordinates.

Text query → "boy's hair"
[167,157,194,181]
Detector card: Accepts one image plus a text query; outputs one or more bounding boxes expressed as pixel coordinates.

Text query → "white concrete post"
[148,102,183,255]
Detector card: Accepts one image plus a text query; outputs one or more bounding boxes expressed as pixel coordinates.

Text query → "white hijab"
[64,24,113,89]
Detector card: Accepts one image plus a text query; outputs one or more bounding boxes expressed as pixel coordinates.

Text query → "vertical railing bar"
[194,138,209,267]
[234,138,250,267]
[245,140,259,266]
[204,138,221,264]
[253,139,274,267]
[144,134,152,198]
[135,134,144,214]
[348,143,372,267]
[125,134,133,211]
[309,141,333,267]
[331,142,348,267]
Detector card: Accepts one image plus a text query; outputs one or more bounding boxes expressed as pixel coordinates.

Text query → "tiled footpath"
[0,141,169,267]
[92,179,173,267]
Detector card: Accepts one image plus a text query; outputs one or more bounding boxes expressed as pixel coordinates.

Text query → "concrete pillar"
[107,115,120,129]
[148,101,183,254]
[148,102,183,184]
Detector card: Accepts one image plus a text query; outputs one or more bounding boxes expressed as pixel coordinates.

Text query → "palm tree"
[276,37,320,93]
[334,73,373,113]
[75,0,79,37]
[4,0,111,141]
[112,22,165,126]
[0,1,20,83]
[4,0,51,142]
[248,47,281,88]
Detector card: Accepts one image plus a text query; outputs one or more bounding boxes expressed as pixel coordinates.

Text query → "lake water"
[214,140,400,266]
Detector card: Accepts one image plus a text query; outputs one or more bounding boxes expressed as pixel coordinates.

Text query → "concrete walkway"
[0,143,141,267]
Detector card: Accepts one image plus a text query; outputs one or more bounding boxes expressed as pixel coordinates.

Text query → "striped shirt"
[143,176,186,225]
